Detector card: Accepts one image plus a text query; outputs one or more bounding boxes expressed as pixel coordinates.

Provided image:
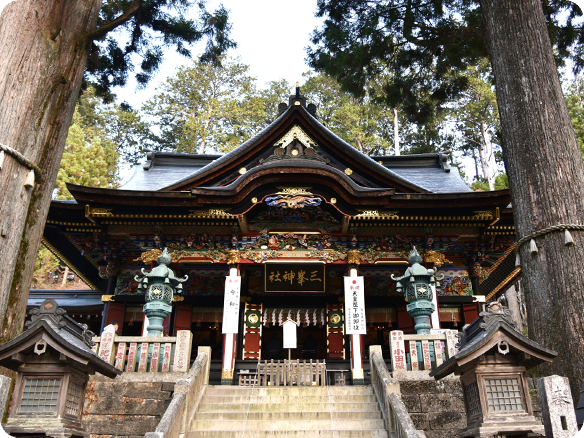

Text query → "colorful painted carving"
[265,194,322,209]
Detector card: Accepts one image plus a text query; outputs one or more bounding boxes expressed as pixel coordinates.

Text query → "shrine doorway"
[260,325,327,361]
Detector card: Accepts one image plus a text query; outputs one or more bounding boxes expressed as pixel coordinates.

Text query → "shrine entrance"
[242,304,335,361]
[260,324,327,360]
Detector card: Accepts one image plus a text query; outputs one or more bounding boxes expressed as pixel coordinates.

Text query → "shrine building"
[40,86,518,384]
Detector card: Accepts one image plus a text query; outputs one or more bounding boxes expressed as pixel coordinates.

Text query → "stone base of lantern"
[457,416,544,438]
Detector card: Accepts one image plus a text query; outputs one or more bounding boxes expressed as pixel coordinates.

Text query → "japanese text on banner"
[222,276,241,334]
[343,276,366,334]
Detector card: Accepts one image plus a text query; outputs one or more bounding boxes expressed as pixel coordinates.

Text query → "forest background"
[34,0,584,293]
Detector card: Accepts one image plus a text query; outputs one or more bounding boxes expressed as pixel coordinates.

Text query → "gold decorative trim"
[40,238,98,289]
[347,249,360,265]
[135,249,162,264]
[354,210,399,219]
[227,249,241,265]
[239,167,247,174]
[274,125,318,149]
[472,210,496,221]
[173,296,185,302]
[330,198,337,204]
[85,205,114,218]
[276,187,313,196]
[344,168,353,175]
[485,267,521,301]
[102,295,115,302]
[188,208,233,218]
[423,250,452,267]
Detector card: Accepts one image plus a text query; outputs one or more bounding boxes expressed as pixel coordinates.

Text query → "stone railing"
[389,330,458,372]
[92,331,193,373]
[370,346,426,438]
[144,347,211,438]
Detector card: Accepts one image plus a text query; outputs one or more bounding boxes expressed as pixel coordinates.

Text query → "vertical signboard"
[344,276,366,334]
[282,319,298,349]
[222,276,241,334]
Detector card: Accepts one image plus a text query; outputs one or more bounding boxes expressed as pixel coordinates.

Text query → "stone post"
[537,375,578,437]
[505,284,523,332]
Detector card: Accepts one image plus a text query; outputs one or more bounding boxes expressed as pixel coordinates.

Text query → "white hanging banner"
[282,319,298,349]
[222,276,241,334]
[344,276,367,334]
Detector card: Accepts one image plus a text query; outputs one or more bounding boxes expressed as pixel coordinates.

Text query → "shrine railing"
[389,330,459,372]
[145,347,211,438]
[239,359,326,386]
[91,331,193,373]
[369,346,426,438]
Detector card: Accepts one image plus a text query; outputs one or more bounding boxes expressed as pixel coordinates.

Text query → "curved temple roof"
[120,99,472,195]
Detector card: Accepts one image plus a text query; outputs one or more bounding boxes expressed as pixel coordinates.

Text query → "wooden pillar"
[349,266,364,384]
[222,265,238,385]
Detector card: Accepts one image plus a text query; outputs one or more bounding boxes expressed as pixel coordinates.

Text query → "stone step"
[204,386,375,396]
[201,394,377,404]
[193,410,382,421]
[187,430,389,438]
[190,419,386,431]
[197,402,381,413]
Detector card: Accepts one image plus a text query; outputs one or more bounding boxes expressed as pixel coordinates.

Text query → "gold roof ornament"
[227,249,241,265]
[347,249,361,265]
[135,248,163,264]
[274,125,318,149]
[423,250,452,267]
[275,187,313,196]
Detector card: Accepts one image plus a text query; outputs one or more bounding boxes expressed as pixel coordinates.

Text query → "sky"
[113,0,324,108]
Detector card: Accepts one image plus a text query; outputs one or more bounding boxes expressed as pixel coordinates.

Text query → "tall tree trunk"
[472,149,480,181]
[60,266,69,287]
[0,0,101,344]
[477,138,489,182]
[393,107,400,156]
[480,121,496,190]
[481,0,584,401]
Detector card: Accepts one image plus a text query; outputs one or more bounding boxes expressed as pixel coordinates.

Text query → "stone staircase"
[187,385,389,438]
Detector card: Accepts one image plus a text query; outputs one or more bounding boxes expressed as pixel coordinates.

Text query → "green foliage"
[302,72,393,154]
[307,0,584,122]
[307,0,486,122]
[494,173,509,190]
[85,0,236,99]
[144,58,290,154]
[75,87,152,164]
[565,77,584,161]
[56,123,119,199]
[468,173,508,191]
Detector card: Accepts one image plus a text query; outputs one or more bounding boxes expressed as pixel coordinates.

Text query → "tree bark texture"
[481,0,584,400]
[0,0,101,344]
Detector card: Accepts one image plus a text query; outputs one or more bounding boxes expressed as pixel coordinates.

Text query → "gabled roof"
[118,95,471,195]
[430,301,556,380]
[0,299,120,377]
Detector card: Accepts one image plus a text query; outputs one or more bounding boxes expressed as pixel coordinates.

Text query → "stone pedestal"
[537,375,578,437]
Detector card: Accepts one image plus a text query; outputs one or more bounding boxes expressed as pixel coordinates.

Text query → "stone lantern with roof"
[135,248,188,336]
[391,246,442,334]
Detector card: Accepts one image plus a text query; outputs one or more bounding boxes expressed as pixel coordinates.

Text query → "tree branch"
[85,0,143,42]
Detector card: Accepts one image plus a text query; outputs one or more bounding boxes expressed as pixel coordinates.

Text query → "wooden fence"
[239,359,326,387]
[91,330,193,373]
